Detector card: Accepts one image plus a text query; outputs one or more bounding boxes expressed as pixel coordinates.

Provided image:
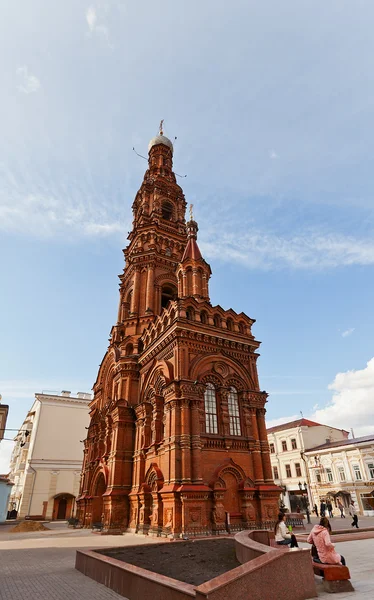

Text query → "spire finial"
[189,203,194,221]
[159,119,164,136]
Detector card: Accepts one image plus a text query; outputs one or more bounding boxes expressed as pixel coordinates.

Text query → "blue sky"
[1,1,374,470]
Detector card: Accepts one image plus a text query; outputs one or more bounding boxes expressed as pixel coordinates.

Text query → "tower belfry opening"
[77,123,280,536]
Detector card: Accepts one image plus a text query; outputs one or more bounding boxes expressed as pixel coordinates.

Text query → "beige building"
[304,434,374,517]
[8,390,91,520]
[0,394,9,442]
[267,418,348,512]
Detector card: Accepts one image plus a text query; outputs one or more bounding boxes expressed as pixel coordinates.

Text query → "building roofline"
[267,418,349,434]
[304,433,374,453]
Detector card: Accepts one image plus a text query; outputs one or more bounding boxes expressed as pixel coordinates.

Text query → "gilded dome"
[148,134,174,154]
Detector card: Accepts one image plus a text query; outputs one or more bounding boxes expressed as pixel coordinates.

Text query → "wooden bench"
[312,561,354,593]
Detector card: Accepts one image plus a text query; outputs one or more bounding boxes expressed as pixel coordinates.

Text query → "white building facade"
[304,434,374,516]
[267,419,348,512]
[8,390,91,520]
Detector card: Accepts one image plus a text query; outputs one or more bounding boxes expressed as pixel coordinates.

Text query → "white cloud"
[311,358,374,436]
[86,6,97,31]
[0,440,14,475]
[86,5,112,47]
[16,66,41,94]
[269,150,278,159]
[200,229,374,270]
[0,162,129,239]
[341,328,355,338]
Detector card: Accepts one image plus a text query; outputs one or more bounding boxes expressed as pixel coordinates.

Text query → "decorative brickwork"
[76,128,280,535]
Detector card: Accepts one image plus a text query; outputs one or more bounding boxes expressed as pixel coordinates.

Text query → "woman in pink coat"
[307,517,346,566]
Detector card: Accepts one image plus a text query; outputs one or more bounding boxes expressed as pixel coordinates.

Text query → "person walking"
[320,499,326,518]
[337,499,345,518]
[313,503,319,517]
[274,513,299,548]
[349,501,359,528]
[307,517,346,566]
[326,500,333,518]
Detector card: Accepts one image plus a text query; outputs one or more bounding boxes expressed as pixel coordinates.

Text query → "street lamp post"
[298,480,311,524]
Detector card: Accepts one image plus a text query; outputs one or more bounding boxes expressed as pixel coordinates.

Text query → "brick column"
[131,267,140,314]
[250,407,264,483]
[191,399,203,483]
[145,263,155,312]
[257,408,273,483]
[180,399,191,483]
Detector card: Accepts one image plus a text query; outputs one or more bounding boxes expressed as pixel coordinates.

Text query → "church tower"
[77,125,280,535]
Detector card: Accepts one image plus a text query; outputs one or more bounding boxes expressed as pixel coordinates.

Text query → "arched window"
[125,343,134,356]
[137,339,144,353]
[213,314,221,328]
[204,383,218,434]
[200,310,208,324]
[238,322,246,334]
[226,318,234,331]
[161,200,173,221]
[124,290,133,318]
[228,387,241,436]
[186,307,194,320]
[161,284,177,309]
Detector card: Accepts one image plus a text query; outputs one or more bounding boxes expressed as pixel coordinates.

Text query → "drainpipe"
[27,464,37,518]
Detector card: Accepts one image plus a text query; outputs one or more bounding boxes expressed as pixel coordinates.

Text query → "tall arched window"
[161,200,173,221]
[213,314,221,328]
[161,284,177,309]
[186,307,194,320]
[228,387,241,436]
[204,383,218,434]
[200,310,208,324]
[226,318,234,331]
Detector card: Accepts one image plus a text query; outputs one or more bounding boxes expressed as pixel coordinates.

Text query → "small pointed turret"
[177,207,211,301]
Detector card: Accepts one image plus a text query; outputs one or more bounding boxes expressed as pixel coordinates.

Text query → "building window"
[338,467,346,481]
[186,307,194,320]
[161,284,177,309]
[326,468,333,482]
[200,310,208,324]
[269,443,275,454]
[295,463,302,477]
[291,438,297,450]
[213,314,221,328]
[316,470,321,483]
[367,463,374,479]
[238,322,246,334]
[353,465,362,480]
[273,466,279,479]
[282,440,287,452]
[226,318,234,331]
[204,383,218,434]
[285,464,292,478]
[161,200,173,221]
[227,387,241,436]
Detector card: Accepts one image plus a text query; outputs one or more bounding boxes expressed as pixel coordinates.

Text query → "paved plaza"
[0,519,373,600]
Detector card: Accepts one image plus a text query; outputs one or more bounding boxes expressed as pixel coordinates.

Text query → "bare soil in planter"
[98,538,240,586]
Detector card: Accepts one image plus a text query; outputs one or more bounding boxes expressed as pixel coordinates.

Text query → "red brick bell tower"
[76,123,280,535]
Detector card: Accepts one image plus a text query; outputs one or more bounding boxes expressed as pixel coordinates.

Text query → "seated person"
[307,517,346,566]
[274,513,299,548]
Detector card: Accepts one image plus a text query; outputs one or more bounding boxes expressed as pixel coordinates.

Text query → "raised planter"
[76,531,317,600]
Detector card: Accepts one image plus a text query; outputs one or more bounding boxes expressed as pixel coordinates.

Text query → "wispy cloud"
[0,161,129,239]
[341,327,355,338]
[16,66,41,94]
[200,230,374,270]
[269,150,278,159]
[86,5,113,47]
